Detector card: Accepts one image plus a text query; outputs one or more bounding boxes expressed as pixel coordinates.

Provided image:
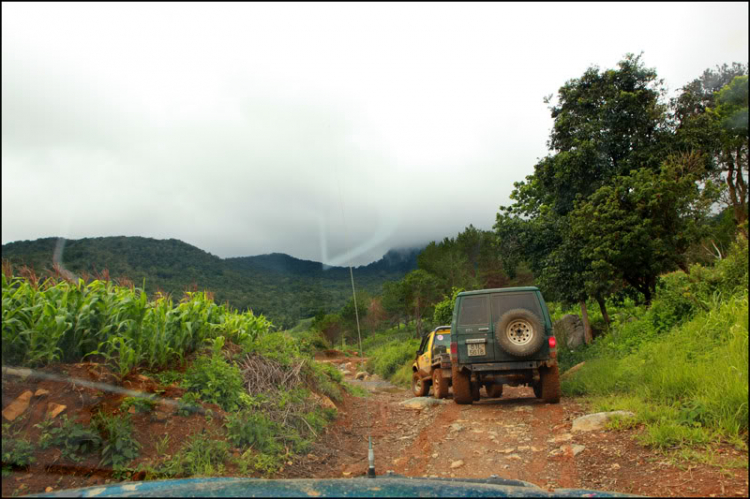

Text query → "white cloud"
[2,2,748,265]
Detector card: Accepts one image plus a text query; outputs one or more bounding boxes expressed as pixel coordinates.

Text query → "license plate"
[467,343,486,356]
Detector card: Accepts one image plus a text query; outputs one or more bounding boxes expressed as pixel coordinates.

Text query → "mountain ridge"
[1,236,421,328]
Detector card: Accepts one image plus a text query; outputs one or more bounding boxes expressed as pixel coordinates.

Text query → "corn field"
[2,272,273,375]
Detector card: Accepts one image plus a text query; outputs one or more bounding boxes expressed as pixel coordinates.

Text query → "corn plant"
[2,270,273,373]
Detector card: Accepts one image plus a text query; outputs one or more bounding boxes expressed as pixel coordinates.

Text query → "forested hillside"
[0,237,419,329]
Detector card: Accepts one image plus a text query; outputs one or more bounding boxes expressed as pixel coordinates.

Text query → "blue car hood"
[29,476,636,497]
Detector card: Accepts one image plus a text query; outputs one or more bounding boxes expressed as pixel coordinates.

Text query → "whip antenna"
[333,163,375,478]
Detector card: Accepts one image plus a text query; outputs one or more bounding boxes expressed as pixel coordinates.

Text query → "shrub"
[176,392,203,417]
[182,349,246,412]
[120,395,157,414]
[152,433,229,478]
[366,338,419,381]
[306,361,344,402]
[295,330,331,356]
[225,411,283,454]
[241,331,301,367]
[37,415,102,462]
[93,412,141,468]
[2,431,35,476]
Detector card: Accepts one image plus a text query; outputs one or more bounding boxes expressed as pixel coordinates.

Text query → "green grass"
[365,337,419,381]
[564,291,748,449]
[145,432,230,478]
[561,238,748,451]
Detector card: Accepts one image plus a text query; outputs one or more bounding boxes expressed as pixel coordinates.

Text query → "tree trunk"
[595,295,610,326]
[579,300,593,345]
[415,301,422,337]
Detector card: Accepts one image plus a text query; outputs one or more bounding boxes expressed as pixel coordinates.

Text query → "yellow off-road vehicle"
[411,326,454,399]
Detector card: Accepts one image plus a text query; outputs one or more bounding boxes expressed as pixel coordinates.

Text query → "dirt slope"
[281,363,749,497]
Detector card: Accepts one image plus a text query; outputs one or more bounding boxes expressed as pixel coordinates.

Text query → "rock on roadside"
[399,397,447,410]
[46,403,67,419]
[2,390,33,421]
[572,411,635,432]
[560,361,586,380]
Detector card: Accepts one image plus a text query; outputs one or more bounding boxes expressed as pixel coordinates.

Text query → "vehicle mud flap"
[540,364,561,403]
[451,364,473,404]
[471,381,481,401]
[433,368,449,399]
[532,382,542,399]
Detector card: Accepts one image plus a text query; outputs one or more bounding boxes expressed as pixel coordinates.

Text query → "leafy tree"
[673,64,748,232]
[340,290,371,337]
[713,75,749,230]
[433,287,464,325]
[542,53,671,215]
[381,280,410,327]
[570,154,719,303]
[417,238,473,293]
[496,54,676,335]
[402,270,441,337]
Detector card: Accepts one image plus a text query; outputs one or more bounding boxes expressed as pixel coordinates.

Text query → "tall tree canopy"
[497,54,671,320]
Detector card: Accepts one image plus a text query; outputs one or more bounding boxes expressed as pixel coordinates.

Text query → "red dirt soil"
[3,359,748,497]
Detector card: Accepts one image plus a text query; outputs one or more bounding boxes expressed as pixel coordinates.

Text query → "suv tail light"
[450,341,457,361]
[548,336,557,349]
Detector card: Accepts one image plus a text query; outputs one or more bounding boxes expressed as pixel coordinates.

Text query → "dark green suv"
[449,286,560,404]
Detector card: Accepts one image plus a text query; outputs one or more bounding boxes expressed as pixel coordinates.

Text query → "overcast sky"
[2,3,748,266]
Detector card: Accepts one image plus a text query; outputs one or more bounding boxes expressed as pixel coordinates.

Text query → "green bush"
[2,430,35,476]
[93,412,141,468]
[295,330,331,355]
[120,395,157,414]
[361,324,414,352]
[242,331,302,367]
[306,361,344,402]
[36,415,102,462]
[145,370,183,386]
[151,433,229,478]
[563,294,748,446]
[225,411,283,454]
[366,338,419,381]
[176,392,203,417]
[182,351,246,412]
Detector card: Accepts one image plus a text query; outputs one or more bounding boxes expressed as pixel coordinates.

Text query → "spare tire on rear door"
[495,308,545,358]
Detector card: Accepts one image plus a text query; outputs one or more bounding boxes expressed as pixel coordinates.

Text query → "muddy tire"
[496,309,545,358]
[540,365,561,403]
[432,368,449,399]
[412,372,429,397]
[471,381,481,401]
[486,383,504,398]
[451,364,473,404]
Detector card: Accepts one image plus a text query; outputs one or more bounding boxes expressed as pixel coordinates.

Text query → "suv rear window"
[458,296,489,325]
[491,292,542,321]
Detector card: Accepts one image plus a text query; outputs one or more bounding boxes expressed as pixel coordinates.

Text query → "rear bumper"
[466,359,556,372]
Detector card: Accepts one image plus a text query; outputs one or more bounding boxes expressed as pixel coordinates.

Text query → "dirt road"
[282,361,749,497]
